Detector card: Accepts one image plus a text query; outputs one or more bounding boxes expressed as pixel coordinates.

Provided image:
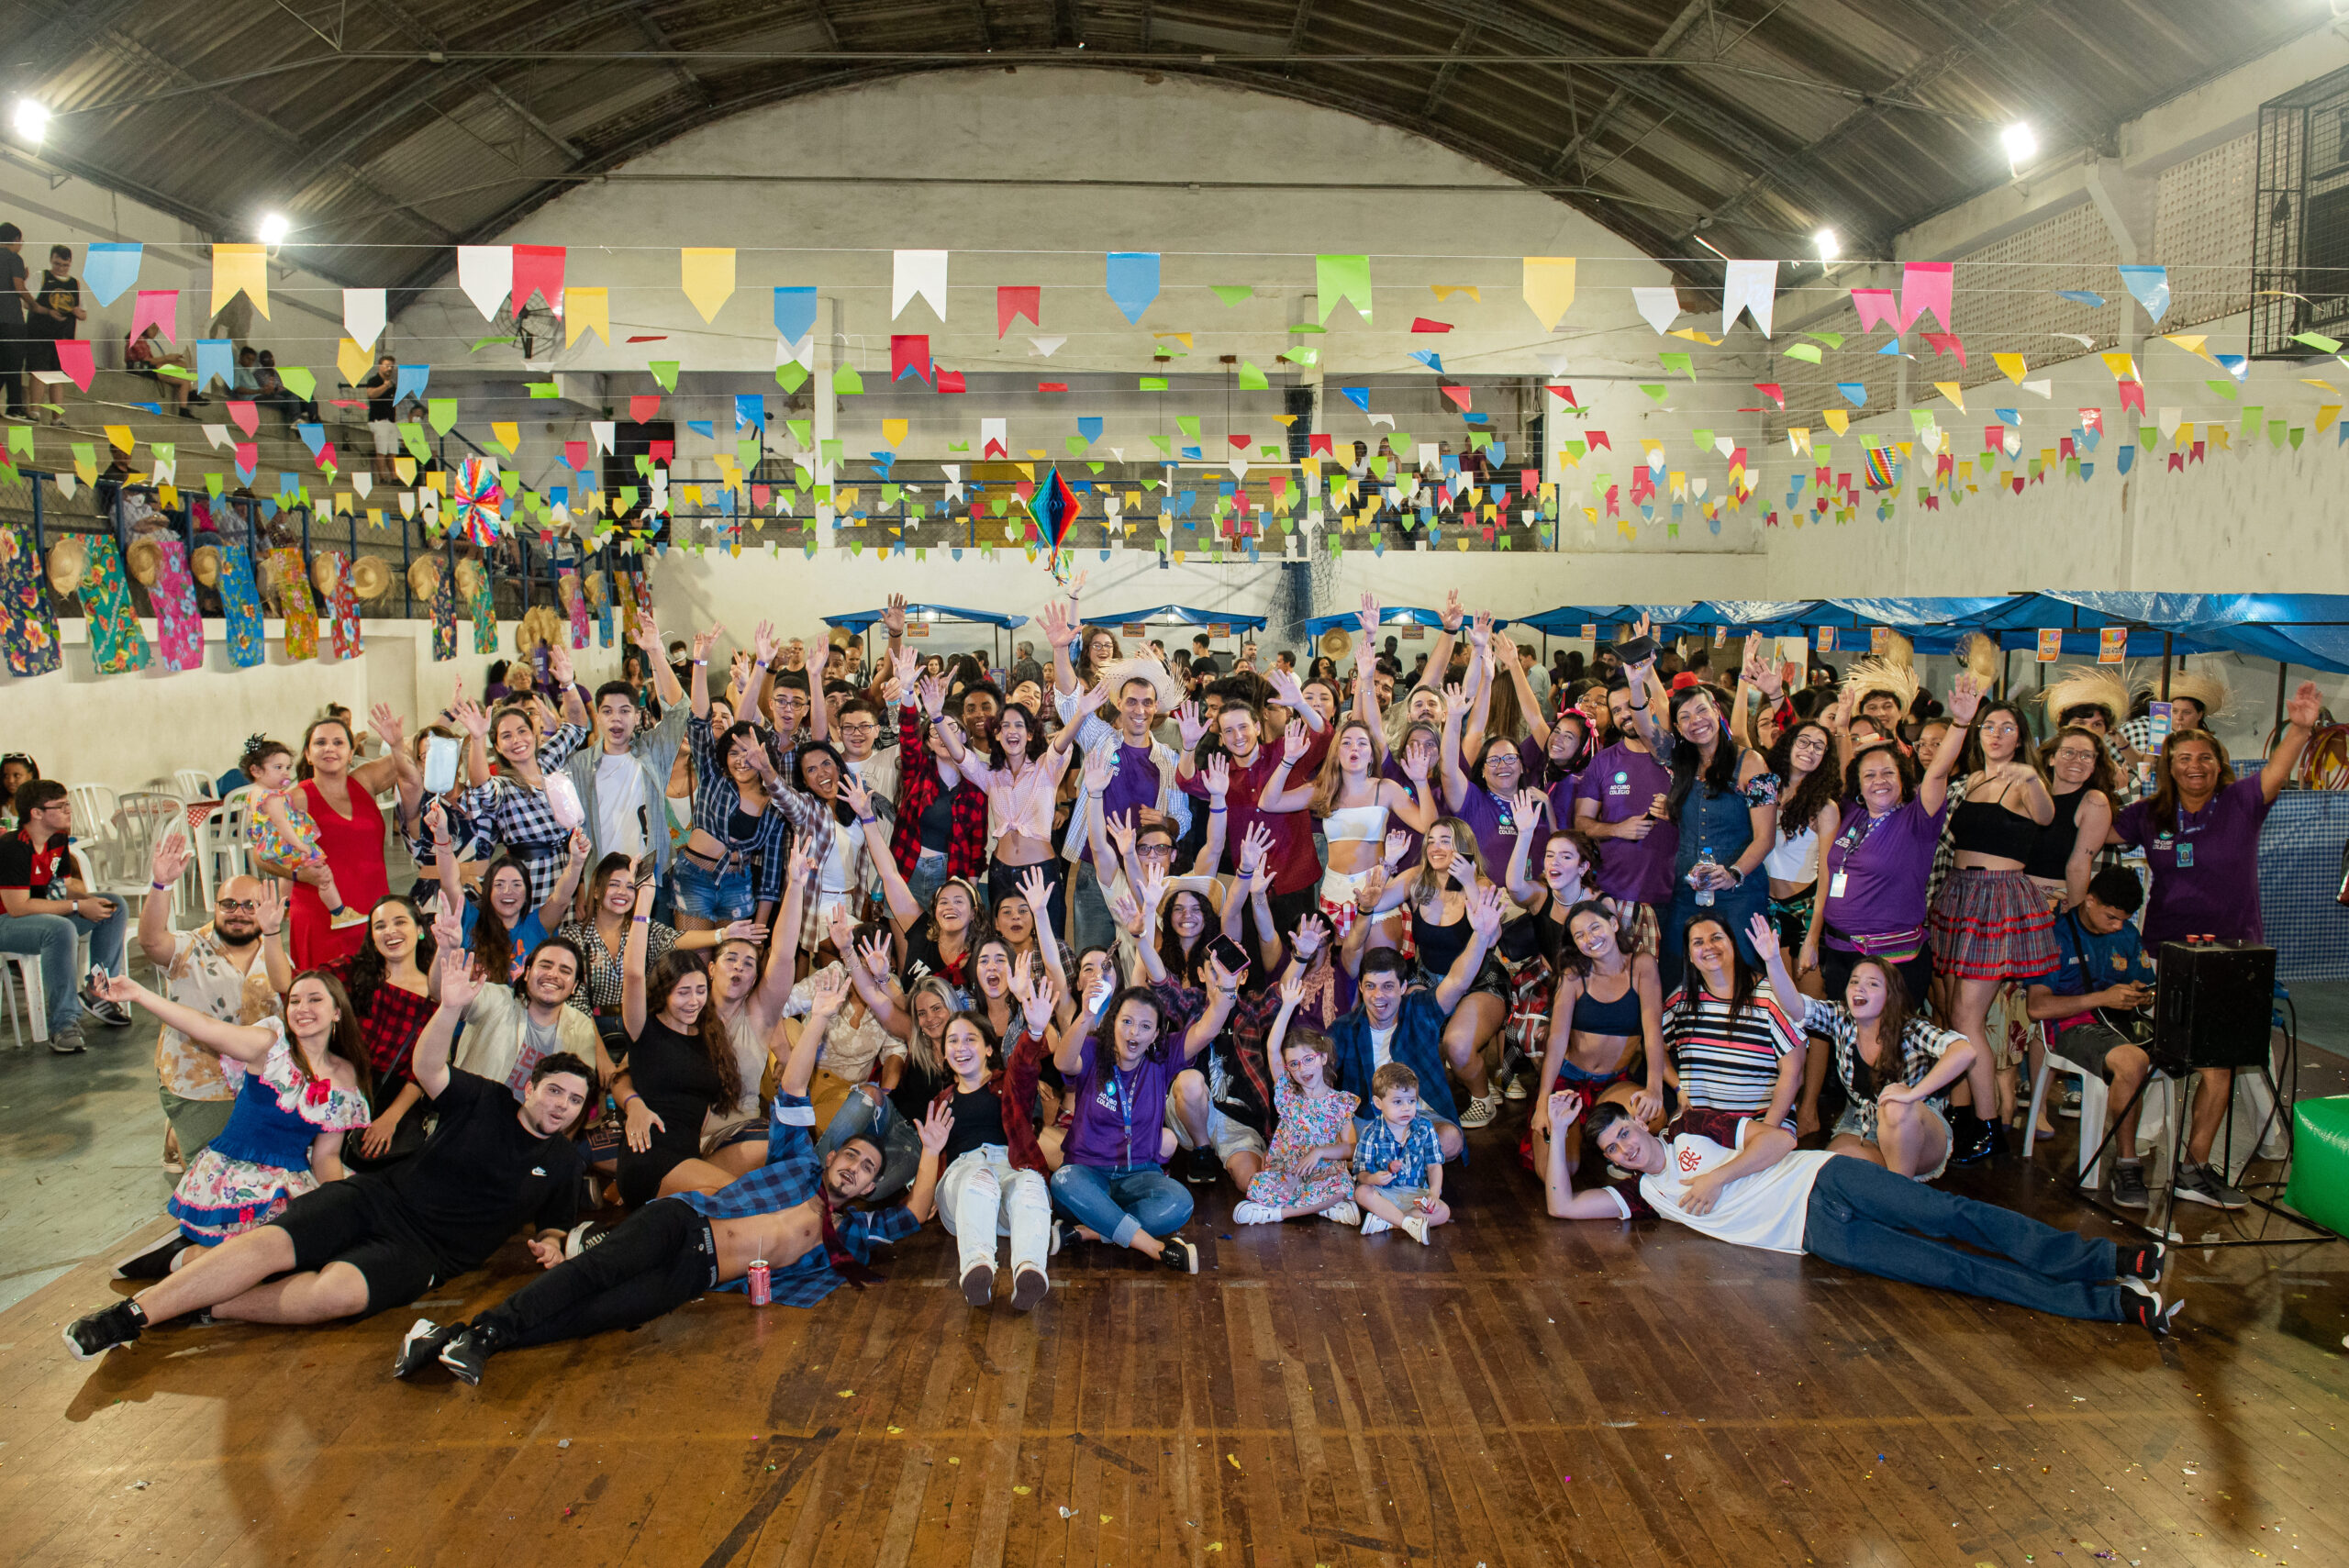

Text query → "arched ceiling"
[5,0,2323,306]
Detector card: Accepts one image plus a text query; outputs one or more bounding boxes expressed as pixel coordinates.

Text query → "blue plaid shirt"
[1353,1112,1443,1188]
[674,1091,921,1307]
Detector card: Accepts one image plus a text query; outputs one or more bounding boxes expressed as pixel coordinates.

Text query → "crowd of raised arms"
[35,581,2330,1374]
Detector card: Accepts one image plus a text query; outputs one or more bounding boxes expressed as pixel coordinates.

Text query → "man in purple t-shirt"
[1574,684,1678,907]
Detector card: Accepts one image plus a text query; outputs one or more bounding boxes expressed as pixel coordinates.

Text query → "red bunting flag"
[996,285,1041,339]
[1409,318,1453,333]
[629,395,661,422]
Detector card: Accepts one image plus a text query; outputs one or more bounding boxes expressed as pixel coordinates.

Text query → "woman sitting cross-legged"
[108,967,375,1279]
[934,957,1056,1310]
[1230,968,1362,1226]
[1046,967,1211,1273]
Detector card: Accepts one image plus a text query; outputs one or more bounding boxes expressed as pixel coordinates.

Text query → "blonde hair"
[1408,815,1492,907]
[901,974,960,1081]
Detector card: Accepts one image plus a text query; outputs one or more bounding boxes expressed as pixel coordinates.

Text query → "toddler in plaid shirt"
[1353,1063,1450,1245]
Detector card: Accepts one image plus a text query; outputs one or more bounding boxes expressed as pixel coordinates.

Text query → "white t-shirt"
[595,751,650,860]
[1369,1024,1397,1073]
[1606,1120,1831,1254]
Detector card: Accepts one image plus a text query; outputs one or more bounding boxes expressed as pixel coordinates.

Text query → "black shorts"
[267,1178,448,1319]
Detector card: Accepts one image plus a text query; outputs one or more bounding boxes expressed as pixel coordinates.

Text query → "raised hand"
[1382,827,1411,865]
[1401,739,1433,784]
[425,798,451,845]
[825,903,856,956]
[1442,683,1469,721]
[568,827,592,862]
[838,769,875,822]
[1016,863,1053,919]
[1175,699,1207,750]
[1512,787,1546,828]
[917,673,947,719]
[1356,591,1381,644]
[752,619,782,668]
[1292,912,1330,961]
[691,624,725,662]
[151,829,193,888]
[881,593,907,639]
[917,1098,954,1155]
[717,919,767,946]
[1041,597,1077,651]
[1106,810,1139,860]
[1083,742,1117,796]
[1281,718,1309,763]
[628,611,662,654]
[855,930,896,982]
[438,942,485,1014]
[1108,884,1141,936]
[1137,862,1169,913]
[807,964,851,1017]
[1465,882,1505,942]
[546,639,575,687]
[1440,589,1463,635]
[370,702,405,755]
[1946,671,1984,726]
[256,880,287,936]
[1548,1088,1585,1131]
[451,697,489,739]
[2287,679,2322,729]
[891,646,919,696]
[1205,949,1247,999]
[1279,966,1307,1009]
[1202,752,1230,800]
[1237,820,1274,881]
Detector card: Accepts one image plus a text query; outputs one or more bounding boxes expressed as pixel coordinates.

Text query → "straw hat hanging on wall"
[310,553,340,599]
[46,535,88,595]
[190,544,222,587]
[126,538,163,587]
[350,554,391,601]
[1319,626,1353,660]
[453,558,485,601]
[406,556,441,603]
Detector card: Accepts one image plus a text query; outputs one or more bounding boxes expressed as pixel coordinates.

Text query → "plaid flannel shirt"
[685,716,795,906]
[676,1090,922,1307]
[892,701,987,884]
[1354,1111,1444,1186]
[1798,996,1965,1140]
[458,723,588,904]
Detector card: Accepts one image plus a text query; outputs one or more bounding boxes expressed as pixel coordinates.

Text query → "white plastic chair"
[173,769,217,800]
[65,783,122,883]
[0,953,50,1047]
[106,793,189,923]
[2025,1019,2176,1190]
[197,785,254,910]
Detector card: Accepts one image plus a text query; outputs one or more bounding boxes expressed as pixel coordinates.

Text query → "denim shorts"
[670,853,755,923]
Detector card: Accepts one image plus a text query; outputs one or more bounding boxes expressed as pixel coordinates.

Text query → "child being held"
[1231,970,1362,1227]
[1353,1062,1452,1244]
[242,739,366,929]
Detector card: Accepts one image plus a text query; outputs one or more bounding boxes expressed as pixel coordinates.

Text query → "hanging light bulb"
[2001,122,2039,173]
[10,99,49,144]
[257,212,291,247]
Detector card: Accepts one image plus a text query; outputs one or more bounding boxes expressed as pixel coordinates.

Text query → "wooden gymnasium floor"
[2,1024,2345,1568]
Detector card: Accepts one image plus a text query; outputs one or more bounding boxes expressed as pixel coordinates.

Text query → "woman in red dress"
[260,708,409,971]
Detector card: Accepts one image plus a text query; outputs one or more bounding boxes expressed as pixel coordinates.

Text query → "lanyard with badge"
[1827,807,1891,901]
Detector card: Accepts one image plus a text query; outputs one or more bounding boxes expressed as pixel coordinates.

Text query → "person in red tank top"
[258,709,410,970]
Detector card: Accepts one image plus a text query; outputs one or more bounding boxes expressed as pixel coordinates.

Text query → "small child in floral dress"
[1231,970,1362,1226]
[242,739,366,929]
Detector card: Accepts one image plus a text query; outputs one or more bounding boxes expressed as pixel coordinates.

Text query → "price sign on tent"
[451,454,504,548]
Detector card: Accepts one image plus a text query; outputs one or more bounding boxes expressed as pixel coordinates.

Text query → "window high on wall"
[2252,62,2349,355]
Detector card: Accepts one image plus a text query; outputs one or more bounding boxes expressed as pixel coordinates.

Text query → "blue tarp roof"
[1301,607,1510,636]
[1518,594,2349,673]
[822,604,1027,630]
[1081,605,1268,632]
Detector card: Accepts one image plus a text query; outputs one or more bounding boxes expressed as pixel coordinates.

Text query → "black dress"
[617,1018,726,1205]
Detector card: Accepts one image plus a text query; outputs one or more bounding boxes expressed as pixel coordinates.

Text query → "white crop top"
[1763,821,1820,884]
[1322,805,1389,843]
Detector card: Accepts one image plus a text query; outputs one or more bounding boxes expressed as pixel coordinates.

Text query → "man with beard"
[409,964,952,1385]
[138,834,293,1168]
[64,941,591,1359]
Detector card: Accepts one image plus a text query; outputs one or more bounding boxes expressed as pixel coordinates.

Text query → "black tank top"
[1950,797,2042,863]
[2022,786,2087,881]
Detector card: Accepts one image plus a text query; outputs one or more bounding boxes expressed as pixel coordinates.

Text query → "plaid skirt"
[1929,867,2058,981]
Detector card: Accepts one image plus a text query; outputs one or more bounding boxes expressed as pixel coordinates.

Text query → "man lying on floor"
[1538,1093,2181,1334]
[65,951,590,1360]
[399,962,952,1385]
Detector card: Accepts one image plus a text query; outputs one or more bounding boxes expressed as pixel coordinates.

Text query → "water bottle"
[1694,842,1715,906]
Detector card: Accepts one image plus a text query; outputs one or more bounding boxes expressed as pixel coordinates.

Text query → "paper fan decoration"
[451,454,505,548]
[1031,466,1080,582]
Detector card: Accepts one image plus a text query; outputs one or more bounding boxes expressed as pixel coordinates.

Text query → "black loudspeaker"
[2153,941,2276,1070]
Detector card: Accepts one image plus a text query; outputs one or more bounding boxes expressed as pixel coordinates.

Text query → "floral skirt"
[167,1148,319,1243]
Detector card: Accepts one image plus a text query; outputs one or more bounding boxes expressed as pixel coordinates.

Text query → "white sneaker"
[1502,1073,1530,1101]
[1321,1200,1362,1227]
[1230,1200,1283,1225]
[1457,1093,1500,1129]
[1399,1216,1431,1245]
[1360,1213,1391,1237]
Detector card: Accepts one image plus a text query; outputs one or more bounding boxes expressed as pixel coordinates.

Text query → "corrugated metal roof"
[6,0,2327,300]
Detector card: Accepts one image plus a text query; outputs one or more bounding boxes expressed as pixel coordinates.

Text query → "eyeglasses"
[217,897,262,913]
[1135,842,1175,859]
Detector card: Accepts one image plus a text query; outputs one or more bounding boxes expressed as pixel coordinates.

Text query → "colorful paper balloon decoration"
[1031,466,1079,582]
[451,454,504,547]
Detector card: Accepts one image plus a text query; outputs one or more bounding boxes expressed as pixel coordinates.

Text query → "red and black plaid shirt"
[926,1028,1051,1173]
[893,703,988,884]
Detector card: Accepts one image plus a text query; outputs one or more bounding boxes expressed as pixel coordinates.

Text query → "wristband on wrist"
[150,880,171,891]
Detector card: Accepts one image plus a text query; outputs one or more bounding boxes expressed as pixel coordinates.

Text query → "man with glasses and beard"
[137,835,293,1165]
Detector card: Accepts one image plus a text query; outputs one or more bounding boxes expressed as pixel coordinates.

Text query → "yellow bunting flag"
[211,243,270,320]
[1522,257,1575,331]
[2320,405,2342,435]
[2100,351,2139,382]
[104,424,136,454]
[566,286,609,346]
[680,249,736,322]
[1821,410,1850,435]
[337,336,371,387]
[491,421,519,452]
[2163,333,2217,366]
[882,418,908,448]
[1431,284,1480,302]
[1993,352,2027,383]
[1933,381,1965,412]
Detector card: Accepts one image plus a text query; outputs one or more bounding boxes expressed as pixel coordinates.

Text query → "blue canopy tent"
[1080,604,1268,632]
[821,604,1029,666]
[1300,606,1508,636]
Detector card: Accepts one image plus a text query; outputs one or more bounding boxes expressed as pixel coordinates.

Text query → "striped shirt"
[1661,981,1804,1117]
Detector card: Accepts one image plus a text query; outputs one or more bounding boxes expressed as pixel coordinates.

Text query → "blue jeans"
[817,1087,922,1204]
[1804,1154,2125,1321]
[0,902,128,1031]
[668,853,754,923]
[1049,1162,1193,1248]
[907,849,949,912]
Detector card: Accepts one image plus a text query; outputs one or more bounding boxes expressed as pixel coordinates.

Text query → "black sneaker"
[393,1318,460,1380]
[1177,1146,1221,1187]
[437,1323,500,1385]
[2119,1276,2182,1336]
[2174,1162,2248,1211]
[63,1299,145,1360]
[82,969,132,1028]
[960,1262,995,1307]
[113,1234,193,1281]
[2115,1240,2166,1282]
[2110,1162,2152,1210]
[1948,1112,1998,1165]
[1158,1237,1199,1274]
[562,1219,618,1259]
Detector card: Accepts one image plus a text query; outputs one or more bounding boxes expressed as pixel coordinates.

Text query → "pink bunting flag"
[1922,331,1966,367]
[54,339,95,391]
[130,290,180,346]
[2118,380,2146,416]
[1850,288,1898,332]
[1409,318,1453,333]
[565,440,591,471]
[511,244,566,312]
[233,441,258,479]
[1440,384,1472,411]
[1753,382,1785,408]
[1308,433,1333,457]
[1898,262,1954,333]
[227,400,259,436]
[2079,408,2102,433]
[996,285,1041,339]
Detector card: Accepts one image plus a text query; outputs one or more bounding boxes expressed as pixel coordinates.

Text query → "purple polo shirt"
[1820,795,1949,942]
[1085,736,1163,865]
[1063,1031,1182,1171]
[2111,774,2272,945]
[1573,742,1678,904]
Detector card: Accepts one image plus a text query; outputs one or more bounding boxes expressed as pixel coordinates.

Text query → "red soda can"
[748,1259,772,1306]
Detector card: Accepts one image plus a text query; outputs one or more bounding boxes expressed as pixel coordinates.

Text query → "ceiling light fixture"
[1814,228,1840,263]
[11,98,49,144]
[257,212,291,247]
[2001,121,2038,174]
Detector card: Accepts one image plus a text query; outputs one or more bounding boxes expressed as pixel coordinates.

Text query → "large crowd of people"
[25,584,2327,1376]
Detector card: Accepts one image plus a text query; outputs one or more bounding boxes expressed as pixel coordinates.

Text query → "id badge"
[1829,871,1849,899]
[2174,841,2193,868]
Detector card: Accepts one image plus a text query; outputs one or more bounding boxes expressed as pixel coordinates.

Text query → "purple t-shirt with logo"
[1063,1031,1181,1172]
[2111,774,2272,945]
[1573,742,1677,904]
[1820,795,1949,942]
